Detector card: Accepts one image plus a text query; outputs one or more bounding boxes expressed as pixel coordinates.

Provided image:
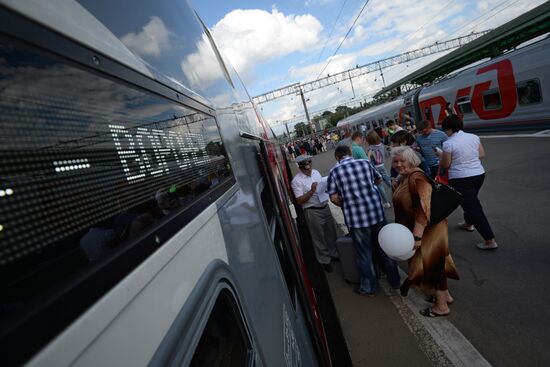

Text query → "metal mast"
[252,31,490,105]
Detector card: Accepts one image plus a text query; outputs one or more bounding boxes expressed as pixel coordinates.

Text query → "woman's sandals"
[420,307,450,317]
[426,294,454,305]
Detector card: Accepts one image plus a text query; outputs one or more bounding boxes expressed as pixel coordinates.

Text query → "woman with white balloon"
[390,146,459,317]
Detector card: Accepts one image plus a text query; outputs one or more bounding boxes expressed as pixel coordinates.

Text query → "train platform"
[289,147,493,366]
[326,200,488,366]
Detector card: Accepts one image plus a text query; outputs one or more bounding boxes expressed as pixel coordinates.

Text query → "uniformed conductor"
[291,155,339,272]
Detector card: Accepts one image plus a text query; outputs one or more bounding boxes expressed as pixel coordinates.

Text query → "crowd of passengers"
[290,113,499,319]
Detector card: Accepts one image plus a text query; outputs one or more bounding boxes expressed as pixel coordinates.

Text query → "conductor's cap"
[296,155,313,165]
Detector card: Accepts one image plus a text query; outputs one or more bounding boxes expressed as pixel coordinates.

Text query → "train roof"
[336,98,403,127]
[420,35,550,93]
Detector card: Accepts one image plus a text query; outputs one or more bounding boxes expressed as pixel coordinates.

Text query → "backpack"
[370,149,384,165]
[408,171,462,225]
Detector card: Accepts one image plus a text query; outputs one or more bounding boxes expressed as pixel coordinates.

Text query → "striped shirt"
[326,156,385,228]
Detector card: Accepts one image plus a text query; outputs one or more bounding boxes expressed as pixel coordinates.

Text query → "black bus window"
[190,290,252,367]
[517,79,542,105]
[482,89,502,110]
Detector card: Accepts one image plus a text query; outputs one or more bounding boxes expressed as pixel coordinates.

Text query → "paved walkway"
[290,148,491,366]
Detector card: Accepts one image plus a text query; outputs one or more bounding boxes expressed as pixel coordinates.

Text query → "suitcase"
[335,236,360,284]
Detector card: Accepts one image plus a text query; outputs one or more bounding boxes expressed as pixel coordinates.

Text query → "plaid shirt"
[326,156,385,228]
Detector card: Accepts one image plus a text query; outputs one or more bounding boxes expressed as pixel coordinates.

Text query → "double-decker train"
[0,1,335,366]
[338,35,550,132]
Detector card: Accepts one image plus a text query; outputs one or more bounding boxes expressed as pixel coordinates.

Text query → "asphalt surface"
[298,133,550,366]
[444,135,550,367]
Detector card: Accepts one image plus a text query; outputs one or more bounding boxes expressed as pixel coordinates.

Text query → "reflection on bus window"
[517,79,542,105]
[190,290,252,367]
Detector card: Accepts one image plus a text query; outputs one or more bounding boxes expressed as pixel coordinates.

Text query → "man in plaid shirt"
[327,145,400,295]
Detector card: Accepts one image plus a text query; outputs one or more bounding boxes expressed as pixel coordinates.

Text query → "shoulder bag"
[409,171,463,225]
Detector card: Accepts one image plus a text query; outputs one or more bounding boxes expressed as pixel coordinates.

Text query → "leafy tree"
[293,122,312,137]
[335,105,351,113]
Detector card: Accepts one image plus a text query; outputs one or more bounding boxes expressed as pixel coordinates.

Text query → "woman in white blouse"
[439,115,498,250]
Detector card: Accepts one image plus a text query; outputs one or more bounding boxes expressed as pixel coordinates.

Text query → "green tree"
[335,105,351,114]
[293,122,312,137]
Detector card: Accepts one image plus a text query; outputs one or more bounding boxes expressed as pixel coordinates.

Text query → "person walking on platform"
[351,131,368,160]
[291,155,339,272]
[439,115,498,250]
[327,146,400,295]
[391,146,459,317]
[415,120,448,179]
[365,131,392,209]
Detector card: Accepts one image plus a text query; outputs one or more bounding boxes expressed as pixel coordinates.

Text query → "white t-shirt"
[442,130,485,179]
[291,169,326,208]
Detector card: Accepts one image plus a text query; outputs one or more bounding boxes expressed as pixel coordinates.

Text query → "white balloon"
[378,223,414,258]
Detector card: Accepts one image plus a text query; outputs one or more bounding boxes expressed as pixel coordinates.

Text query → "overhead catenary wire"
[456,0,520,37]
[315,0,371,80]
[269,0,536,133]
[277,0,349,87]
[308,0,349,81]
[376,0,520,92]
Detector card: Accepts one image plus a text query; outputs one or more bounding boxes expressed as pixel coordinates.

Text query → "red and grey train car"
[340,36,550,132]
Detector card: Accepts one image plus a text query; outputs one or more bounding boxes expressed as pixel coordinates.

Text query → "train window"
[456,96,473,114]
[482,89,502,110]
[0,34,233,362]
[517,79,542,105]
[190,290,252,367]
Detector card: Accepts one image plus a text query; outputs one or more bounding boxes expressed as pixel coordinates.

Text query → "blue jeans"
[350,221,400,293]
[375,165,391,204]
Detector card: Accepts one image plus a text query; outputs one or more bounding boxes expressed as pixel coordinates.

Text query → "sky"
[192,0,546,135]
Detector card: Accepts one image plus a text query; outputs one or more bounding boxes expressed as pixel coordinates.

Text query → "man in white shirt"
[291,155,339,272]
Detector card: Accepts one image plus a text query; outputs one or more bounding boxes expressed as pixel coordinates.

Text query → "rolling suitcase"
[335,236,360,284]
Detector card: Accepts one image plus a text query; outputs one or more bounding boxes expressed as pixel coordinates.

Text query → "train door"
[256,139,331,367]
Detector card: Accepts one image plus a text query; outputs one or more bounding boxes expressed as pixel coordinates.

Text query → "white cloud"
[450,15,467,28]
[358,38,403,57]
[253,0,547,131]
[289,53,358,81]
[121,16,172,57]
[305,0,336,7]
[180,34,224,89]
[456,0,547,36]
[477,0,491,12]
[210,8,323,75]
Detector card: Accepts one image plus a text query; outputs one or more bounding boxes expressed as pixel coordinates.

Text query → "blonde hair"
[391,146,421,167]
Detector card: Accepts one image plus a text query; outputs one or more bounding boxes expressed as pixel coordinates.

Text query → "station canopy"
[374,1,550,99]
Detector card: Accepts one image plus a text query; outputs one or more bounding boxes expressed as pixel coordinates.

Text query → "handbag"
[409,171,462,225]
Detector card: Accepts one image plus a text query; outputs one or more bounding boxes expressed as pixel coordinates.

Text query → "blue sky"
[192,0,545,134]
